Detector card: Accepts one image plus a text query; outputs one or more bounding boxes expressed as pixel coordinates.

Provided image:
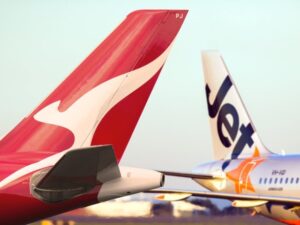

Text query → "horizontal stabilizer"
[30,145,120,203]
[158,170,220,179]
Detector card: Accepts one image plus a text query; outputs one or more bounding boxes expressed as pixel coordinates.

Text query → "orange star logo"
[226,147,265,194]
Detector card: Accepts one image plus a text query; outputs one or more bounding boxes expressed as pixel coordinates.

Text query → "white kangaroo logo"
[0,43,173,189]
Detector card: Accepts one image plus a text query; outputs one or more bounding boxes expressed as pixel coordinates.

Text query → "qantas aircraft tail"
[202,51,273,162]
[0,10,188,163]
[0,10,188,223]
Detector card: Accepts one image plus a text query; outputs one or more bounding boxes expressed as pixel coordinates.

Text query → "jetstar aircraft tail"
[151,53,298,225]
[202,51,273,161]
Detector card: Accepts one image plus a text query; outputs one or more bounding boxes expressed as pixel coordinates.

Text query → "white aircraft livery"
[152,51,300,225]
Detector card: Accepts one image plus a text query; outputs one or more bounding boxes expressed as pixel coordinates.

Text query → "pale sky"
[1,1,300,188]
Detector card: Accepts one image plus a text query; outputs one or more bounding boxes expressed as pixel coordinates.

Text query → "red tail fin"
[0,10,188,162]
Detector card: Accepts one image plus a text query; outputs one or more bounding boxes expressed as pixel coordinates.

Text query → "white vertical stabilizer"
[202,51,272,160]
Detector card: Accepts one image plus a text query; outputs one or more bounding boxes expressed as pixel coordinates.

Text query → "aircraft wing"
[158,170,216,179]
[147,188,300,206]
[150,170,300,206]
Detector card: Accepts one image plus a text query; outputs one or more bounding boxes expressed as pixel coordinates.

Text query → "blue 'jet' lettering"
[205,75,255,162]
